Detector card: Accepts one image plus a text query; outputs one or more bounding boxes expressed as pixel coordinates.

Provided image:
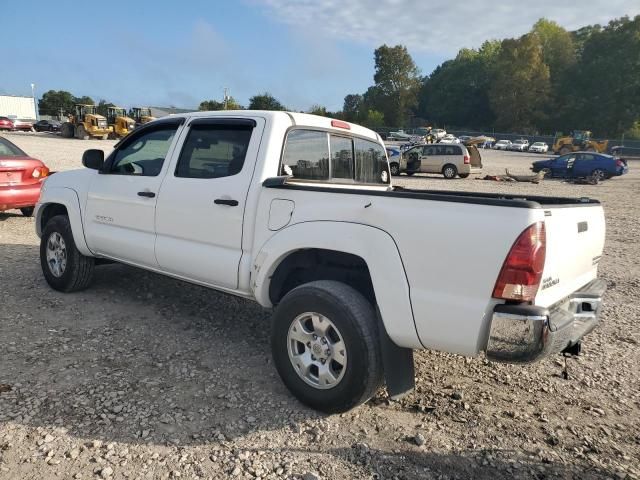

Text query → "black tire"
[76,125,89,140]
[591,168,606,183]
[60,122,74,138]
[442,164,458,179]
[405,171,415,176]
[271,280,383,413]
[389,163,400,176]
[20,207,34,217]
[458,173,470,179]
[40,215,95,292]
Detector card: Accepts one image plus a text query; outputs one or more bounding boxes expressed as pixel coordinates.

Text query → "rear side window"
[281,130,329,180]
[330,135,354,180]
[176,124,253,178]
[354,138,389,184]
[282,129,389,185]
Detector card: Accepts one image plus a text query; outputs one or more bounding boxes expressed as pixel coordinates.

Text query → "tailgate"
[535,204,605,307]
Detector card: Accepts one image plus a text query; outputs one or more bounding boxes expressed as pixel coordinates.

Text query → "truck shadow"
[0,243,323,447]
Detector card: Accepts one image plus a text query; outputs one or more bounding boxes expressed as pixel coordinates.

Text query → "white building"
[0,95,37,120]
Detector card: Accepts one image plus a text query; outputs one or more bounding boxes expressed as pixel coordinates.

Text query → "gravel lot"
[1,132,638,480]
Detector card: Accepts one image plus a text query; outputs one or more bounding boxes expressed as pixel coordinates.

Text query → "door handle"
[137,191,156,198]
[214,198,239,206]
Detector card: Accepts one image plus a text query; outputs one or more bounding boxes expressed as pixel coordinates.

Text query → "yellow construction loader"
[107,106,136,139]
[129,107,156,127]
[60,104,111,140]
[552,130,609,155]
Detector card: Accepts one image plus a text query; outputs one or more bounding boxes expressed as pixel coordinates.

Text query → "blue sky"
[3,0,639,111]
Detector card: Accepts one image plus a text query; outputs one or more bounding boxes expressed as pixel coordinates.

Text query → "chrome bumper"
[486,279,606,363]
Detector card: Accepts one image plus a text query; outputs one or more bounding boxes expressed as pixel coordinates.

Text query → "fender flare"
[35,187,93,257]
[252,221,422,349]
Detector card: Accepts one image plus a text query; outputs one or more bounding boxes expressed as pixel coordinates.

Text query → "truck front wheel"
[40,215,95,292]
[271,280,383,413]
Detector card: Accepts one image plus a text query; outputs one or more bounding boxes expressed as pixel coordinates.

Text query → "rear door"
[154,117,264,290]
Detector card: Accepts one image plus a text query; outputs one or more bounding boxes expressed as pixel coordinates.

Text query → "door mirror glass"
[82,149,105,170]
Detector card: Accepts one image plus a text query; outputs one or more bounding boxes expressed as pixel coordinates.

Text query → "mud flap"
[376,307,415,400]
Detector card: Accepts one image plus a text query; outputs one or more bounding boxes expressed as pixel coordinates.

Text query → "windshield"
[0,137,27,156]
[532,142,544,146]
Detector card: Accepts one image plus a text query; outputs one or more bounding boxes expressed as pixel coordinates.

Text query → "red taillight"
[32,166,50,179]
[463,155,470,164]
[331,119,350,130]
[616,159,623,167]
[492,222,546,302]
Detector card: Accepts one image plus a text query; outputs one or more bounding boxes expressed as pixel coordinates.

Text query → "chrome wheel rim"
[444,167,455,178]
[287,312,347,389]
[593,170,605,181]
[46,232,67,277]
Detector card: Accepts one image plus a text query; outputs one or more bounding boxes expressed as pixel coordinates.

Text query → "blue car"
[531,152,628,181]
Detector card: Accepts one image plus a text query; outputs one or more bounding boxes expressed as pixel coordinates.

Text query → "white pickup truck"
[35,111,607,413]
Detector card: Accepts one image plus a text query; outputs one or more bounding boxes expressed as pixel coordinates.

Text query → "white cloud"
[259,0,640,55]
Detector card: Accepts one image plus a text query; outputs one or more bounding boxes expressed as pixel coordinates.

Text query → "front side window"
[175,124,253,179]
[281,130,329,180]
[111,126,178,176]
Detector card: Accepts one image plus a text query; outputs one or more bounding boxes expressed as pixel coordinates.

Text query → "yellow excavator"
[107,106,136,139]
[129,107,156,127]
[552,130,609,155]
[60,104,111,140]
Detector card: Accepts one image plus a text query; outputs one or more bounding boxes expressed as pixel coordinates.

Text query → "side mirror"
[82,149,104,170]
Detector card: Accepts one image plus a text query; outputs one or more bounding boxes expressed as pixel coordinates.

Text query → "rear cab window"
[281,129,390,186]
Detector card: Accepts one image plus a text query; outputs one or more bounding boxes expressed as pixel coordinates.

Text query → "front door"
[84,119,183,267]
[154,117,264,290]
[420,145,439,172]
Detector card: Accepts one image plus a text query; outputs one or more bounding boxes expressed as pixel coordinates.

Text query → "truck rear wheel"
[271,280,383,413]
[40,215,95,292]
[76,125,89,140]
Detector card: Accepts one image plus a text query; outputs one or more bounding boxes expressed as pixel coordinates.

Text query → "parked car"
[35,111,607,413]
[34,119,62,132]
[531,152,628,181]
[386,146,402,175]
[510,139,530,151]
[494,139,512,150]
[7,116,34,132]
[611,145,640,161]
[529,142,549,153]
[438,134,459,144]
[432,128,447,140]
[401,142,482,178]
[0,136,50,216]
[0,117,15,131]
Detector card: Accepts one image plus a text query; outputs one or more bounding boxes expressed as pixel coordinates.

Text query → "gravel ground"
[1,132,639,480]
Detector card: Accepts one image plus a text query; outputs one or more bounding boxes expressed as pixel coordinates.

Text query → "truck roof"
[174,110,381,143]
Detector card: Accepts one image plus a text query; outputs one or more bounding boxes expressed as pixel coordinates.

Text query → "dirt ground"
[1,132,638,480]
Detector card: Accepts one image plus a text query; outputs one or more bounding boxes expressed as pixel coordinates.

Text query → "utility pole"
[31,83,39,121]
[223,87,229,110]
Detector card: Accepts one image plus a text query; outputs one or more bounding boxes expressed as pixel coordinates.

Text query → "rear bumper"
[486,278,606,363]
[0,182,43,211]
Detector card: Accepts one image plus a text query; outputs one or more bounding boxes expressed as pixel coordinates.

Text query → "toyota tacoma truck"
[35,111,607,413]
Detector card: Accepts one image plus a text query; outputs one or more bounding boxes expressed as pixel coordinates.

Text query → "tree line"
[37,15,639,138]
[338,16,639,138]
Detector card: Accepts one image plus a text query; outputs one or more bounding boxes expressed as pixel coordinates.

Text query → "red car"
[0,136,50,216]
[0,117,14,131]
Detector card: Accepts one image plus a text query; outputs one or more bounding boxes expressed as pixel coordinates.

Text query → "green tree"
[559,16,640,136]
[360,109,385,128]
[371,45,421,126]
[418,40,500,129]
[225,97,243,110]
[307,104,328,116]
[489,34,551,131]
[342,94,364,122]
[38,90,76,116]
[248,92,286,111]
[73,96,94,106]
[198,99,225,111]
